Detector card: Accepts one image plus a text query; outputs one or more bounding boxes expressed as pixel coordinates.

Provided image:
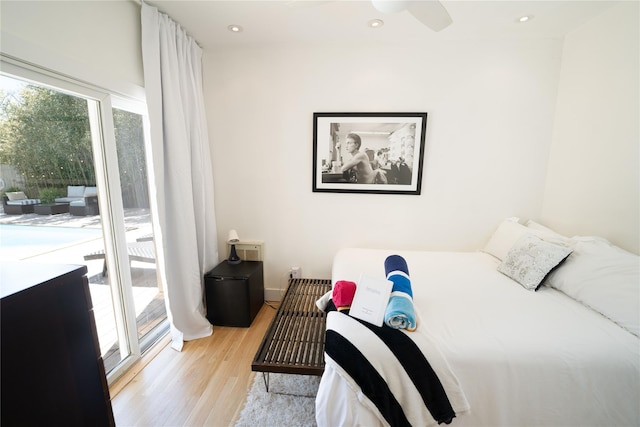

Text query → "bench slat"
[252,278,332,376]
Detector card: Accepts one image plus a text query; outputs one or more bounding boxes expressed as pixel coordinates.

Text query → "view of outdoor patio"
[0,74,167,376]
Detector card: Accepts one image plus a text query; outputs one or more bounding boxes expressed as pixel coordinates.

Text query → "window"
[0,62,167,383]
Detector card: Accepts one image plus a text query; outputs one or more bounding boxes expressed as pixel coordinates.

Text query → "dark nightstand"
[204,260,264,327]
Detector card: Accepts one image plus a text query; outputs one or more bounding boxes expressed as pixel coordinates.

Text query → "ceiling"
[144,0,619,48]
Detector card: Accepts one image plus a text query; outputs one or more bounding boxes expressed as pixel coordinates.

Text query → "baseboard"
[265,287,285,302]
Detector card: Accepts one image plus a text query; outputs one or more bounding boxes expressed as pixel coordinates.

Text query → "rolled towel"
[333,280,357,312]
[316,290,333,311]
[384,255,417,331]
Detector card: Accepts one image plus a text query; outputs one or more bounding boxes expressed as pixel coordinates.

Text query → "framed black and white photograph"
[313,112,427,195]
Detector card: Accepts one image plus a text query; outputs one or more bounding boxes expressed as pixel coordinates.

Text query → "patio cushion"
[55,197,80,203]
[67,186,85,198]
[7,198,41,205]
[84,186,97,197]
[55,185,88,203]
[6,191,27,201]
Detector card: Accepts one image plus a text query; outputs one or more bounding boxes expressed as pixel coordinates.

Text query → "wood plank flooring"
[110,303,278,427]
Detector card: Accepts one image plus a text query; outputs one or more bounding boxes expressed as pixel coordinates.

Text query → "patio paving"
[0,206,151,229]
[0,207,155,277]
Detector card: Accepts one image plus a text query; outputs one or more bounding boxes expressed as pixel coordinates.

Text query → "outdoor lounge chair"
[69,194,99,216]
[84,241,156,277]
[2,192,41,215]
[55,185,97,204]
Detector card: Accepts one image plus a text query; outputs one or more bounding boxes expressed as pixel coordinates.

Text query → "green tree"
[0,85,95,195]
[1,83,150,209]
[114,109,149,209]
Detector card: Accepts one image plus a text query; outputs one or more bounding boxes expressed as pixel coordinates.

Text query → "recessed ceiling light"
[517,15,533,23]
[368,19,384,28]
[228,25,243,33]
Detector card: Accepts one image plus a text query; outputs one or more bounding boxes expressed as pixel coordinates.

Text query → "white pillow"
[524,219,555,232]
[6,191,27,201]
[482,218,526,260]
[67,185,85,198]
[545,237,640,337]
[483,218,571,261]
[498,234,573,291]
[524,219,573,246]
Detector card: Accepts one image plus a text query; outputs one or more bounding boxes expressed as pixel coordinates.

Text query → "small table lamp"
[227,229,241,264]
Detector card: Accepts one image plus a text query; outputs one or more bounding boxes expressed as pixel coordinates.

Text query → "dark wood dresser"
[0,262,114,427]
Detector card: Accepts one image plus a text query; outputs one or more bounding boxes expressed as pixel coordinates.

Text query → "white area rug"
[235,373,320,427]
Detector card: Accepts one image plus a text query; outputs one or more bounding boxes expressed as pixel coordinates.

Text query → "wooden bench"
[252,278,332,392]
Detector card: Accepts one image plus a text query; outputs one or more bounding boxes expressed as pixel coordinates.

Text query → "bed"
[315,219,640,427]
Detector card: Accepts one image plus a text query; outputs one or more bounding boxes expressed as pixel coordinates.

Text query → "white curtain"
[141,3,217,351]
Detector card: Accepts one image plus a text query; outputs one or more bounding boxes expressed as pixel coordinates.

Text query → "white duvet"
[316,248,640,427]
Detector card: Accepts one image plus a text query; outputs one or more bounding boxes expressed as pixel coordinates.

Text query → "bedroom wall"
[541,1,639,254]
[0,1,143,95]
[204,38,565,294]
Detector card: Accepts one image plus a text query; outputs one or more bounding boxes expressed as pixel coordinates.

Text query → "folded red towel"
[333,280,357,311]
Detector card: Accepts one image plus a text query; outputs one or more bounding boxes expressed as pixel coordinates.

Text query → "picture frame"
[312,112,427,195]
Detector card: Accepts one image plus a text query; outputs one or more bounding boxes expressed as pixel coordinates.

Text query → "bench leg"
[260,372,319,397]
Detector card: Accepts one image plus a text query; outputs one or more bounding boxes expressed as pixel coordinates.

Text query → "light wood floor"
[110,303,277,427]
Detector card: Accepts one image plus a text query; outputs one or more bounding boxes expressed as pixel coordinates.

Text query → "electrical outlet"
[291,266,301,279]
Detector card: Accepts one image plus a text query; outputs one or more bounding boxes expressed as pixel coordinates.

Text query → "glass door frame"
[0,56,161,383]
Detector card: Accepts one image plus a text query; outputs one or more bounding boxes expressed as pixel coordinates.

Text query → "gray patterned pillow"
[498,234,573,291]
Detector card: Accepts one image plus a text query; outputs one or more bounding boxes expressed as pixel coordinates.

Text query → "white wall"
[204,38,564,294]
[0,1,143,94]
[541,1,639,254]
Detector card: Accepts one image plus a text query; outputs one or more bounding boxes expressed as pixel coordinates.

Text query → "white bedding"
[316,248,640,427]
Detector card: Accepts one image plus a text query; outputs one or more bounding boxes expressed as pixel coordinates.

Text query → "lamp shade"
[228,229,240,243]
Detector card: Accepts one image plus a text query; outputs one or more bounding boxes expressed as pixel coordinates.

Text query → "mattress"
[316,248,640,427]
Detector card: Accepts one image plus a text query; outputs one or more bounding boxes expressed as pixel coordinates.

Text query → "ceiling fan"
[288,0,453,32]
[370,0,452,32]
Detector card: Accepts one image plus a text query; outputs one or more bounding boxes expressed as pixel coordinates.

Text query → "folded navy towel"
[384,255,417,331]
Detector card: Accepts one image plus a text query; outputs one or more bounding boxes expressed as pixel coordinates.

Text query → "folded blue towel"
[384,255,417,331]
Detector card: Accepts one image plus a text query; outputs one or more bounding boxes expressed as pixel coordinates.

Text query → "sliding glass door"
[111,104,167,357]
[0,61,167,382]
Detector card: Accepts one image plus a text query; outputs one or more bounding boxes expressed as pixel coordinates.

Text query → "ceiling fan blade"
[406,0,452,32]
